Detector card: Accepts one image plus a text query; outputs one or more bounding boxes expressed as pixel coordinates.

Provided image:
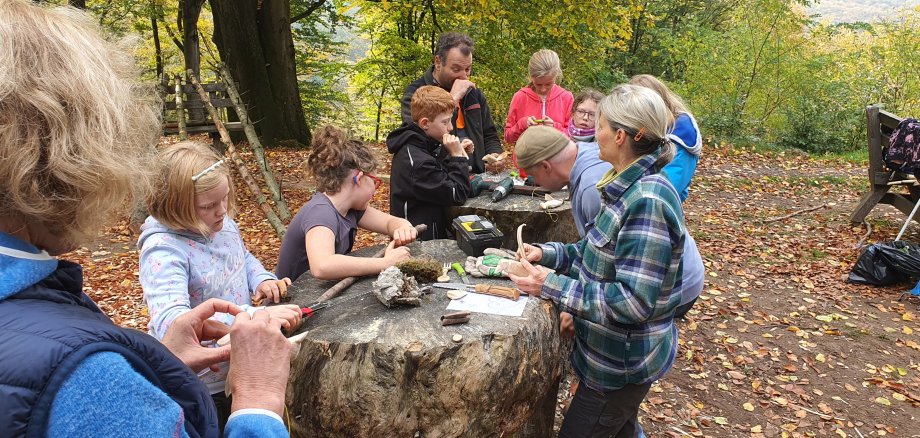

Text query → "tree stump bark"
[449,190,581,250]
[285,240,563,438]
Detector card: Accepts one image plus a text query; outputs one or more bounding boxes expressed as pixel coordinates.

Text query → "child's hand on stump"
[253,278,291,305]
[392,225,418,247]
[263,304,302,333]
[383,240,411,265]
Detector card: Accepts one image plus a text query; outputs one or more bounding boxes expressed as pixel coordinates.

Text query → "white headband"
[192,160,224,182]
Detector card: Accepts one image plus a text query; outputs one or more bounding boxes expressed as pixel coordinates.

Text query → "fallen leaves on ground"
[63,138,920,437]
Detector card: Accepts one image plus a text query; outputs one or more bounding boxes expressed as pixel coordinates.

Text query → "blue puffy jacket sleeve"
[49,352,288,438]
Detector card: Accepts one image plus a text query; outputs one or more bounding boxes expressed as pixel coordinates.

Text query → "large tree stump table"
[285,239,564,438]
[448,189,580,250]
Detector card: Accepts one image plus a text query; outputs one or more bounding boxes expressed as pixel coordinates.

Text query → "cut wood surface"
[449,189,580,249]
[284,239,563,438]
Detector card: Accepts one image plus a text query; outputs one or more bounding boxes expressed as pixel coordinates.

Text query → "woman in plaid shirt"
[510,84,686,438]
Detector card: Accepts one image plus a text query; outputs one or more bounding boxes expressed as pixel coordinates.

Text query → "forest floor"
[64,137,920,437]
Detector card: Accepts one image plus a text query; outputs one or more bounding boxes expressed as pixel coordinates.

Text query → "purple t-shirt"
[275,193,365,281]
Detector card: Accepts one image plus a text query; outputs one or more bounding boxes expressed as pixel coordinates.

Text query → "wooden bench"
[159,79,243,137]
[850,105,920,224]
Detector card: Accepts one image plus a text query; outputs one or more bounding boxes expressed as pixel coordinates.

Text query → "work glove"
[465,248,528,278]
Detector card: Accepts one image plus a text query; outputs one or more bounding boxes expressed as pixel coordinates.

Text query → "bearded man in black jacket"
[400,32,506,174]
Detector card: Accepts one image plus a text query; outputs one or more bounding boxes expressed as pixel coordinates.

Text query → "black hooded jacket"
[400,66,504,174]
[386,122,471,240]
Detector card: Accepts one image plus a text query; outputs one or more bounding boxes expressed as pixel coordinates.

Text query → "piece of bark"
[441,316,470,326]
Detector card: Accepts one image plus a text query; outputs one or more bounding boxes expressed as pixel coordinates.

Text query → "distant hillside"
[808,0,920,23]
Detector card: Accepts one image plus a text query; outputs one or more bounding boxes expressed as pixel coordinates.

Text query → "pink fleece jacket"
[504,84,574,144]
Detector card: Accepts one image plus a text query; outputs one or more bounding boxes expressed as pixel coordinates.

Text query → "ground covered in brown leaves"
[65,139,920,437]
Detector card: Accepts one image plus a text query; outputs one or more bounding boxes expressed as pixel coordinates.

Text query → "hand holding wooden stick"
[316,224,428,302]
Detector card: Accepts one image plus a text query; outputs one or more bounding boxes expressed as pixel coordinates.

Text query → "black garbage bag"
[848,241,920,286]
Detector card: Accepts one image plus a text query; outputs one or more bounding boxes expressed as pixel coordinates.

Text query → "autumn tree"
[349,0,637,140]
[208,0,311,146]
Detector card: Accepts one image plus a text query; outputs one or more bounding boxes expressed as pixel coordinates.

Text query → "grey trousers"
[558,381,653,438]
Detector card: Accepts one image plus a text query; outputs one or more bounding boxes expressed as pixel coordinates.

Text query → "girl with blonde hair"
[139,141,302,430]
[511,84,685,438]
[504,49,575,144]
[628,74,703,202]
[275,125,417,282]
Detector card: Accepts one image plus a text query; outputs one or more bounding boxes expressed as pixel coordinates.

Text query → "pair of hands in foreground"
[162,299,297,416]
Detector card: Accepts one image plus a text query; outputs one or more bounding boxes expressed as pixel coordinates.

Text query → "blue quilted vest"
[0,261,219,437]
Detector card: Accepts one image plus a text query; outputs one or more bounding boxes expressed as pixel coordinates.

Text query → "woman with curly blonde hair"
[0,1,291,436]
[275,125,417,282]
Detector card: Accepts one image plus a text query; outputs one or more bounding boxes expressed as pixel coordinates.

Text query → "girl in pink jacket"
[504,49,574,145]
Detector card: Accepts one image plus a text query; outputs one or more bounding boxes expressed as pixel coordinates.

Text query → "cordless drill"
[469,174,492,197]
[490,177,514,202]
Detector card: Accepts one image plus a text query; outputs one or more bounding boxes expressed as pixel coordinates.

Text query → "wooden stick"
[316,224,428,302]
[474,284,520,301]
[187,70,287,238]
[516,224,526,259]
[886,179,919,186]
[218,63,292,221]
[441,317,470,326]
[761,203,828,223]
[854,220,872,249]
[788,403,846,422]
[174,74,187,140]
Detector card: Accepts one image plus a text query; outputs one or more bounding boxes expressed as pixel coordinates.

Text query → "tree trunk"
[374,87,384,142]
[219,63,292,220]
[182,0,206,122]
[286,240,563,437]
[152,16,163,79]
[209,0,310,147]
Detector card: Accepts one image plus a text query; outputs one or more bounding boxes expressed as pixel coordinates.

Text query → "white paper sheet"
[445,292,528,316]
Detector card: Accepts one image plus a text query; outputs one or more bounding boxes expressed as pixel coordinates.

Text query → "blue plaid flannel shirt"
[537,152,685,392]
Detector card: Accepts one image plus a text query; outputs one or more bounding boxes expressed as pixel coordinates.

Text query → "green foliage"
[291,1,354,131]
[70,0,920,156]
[346,0,637,140]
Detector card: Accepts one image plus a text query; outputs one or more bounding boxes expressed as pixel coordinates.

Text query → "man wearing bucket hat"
[515,126,611,238]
